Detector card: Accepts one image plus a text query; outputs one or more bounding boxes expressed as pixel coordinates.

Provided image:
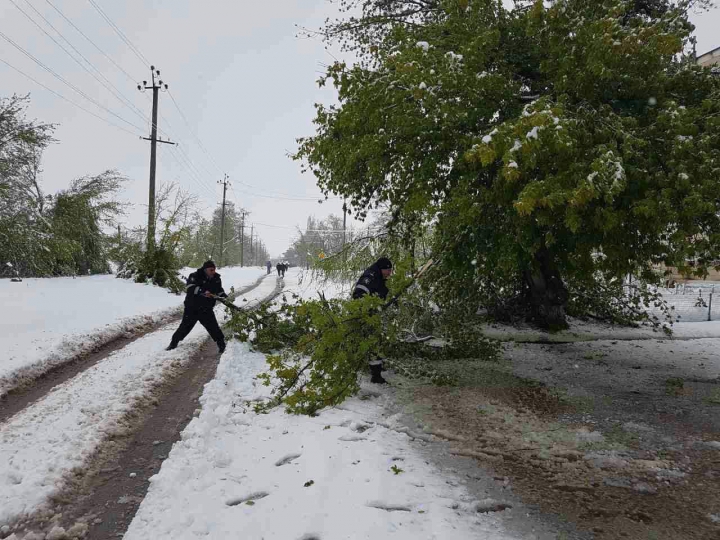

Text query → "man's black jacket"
[184,268,227,310]
[352,262,389,300]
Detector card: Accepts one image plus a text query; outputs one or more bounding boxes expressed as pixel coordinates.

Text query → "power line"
[87,0,149,67]
[167,88,224,176]
[162,145,218,199]
[11,0,149,126]
[170,144,218,195]
[0,29,145,132]
[251,221,375,233]
[0,56,139,136]
[43,0,136,83]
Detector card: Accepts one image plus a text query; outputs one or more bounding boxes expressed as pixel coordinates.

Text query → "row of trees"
[1,94,271,286]
[281,215,348,267]
[179,202,270,270]
[0,95,125,278]
[296,0,720,329]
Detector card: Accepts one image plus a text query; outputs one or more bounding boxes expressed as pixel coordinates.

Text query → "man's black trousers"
[171,305,224,345]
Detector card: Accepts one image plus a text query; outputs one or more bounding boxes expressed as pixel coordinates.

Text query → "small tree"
[115,182,195,292]
[50,171,125,275]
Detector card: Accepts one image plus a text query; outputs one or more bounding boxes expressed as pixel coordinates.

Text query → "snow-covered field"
[0,268,265,396]
[0,271,273,527]
[125,270,518,540]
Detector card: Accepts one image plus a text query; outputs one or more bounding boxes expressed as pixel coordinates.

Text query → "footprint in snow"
[339,435,366,442]
[226,491,270,506]
[275,453,302,467]
[367,501,412,512]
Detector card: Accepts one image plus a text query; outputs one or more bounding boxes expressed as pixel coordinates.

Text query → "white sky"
[1,1,718,256]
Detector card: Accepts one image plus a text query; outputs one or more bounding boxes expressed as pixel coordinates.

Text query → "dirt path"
[6,280,283,540]
[0,276,265,424]
[392,338,720,540]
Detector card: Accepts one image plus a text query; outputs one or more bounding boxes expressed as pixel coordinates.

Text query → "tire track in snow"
[0,275,281,533]
[0,275,266,424]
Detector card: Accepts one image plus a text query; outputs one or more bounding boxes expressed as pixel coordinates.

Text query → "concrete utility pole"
[249,224,254,266]
[138,66,174,253]
[218,174,230,267]
[239,211,248,267]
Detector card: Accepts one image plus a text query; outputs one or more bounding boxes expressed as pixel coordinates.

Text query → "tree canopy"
[296,0,720,328]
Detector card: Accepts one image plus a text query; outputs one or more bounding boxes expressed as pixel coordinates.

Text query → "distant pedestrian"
[352,257,393,384]
[276,262,283,277]
[166,260,227,354]
[266,260,272,275]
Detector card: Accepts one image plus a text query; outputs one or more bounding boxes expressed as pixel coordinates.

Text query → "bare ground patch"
[395,351,720,540]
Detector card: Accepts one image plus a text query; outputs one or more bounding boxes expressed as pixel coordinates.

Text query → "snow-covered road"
[125,270,519,540]
[0,271,276,528]
[0,268,266,396]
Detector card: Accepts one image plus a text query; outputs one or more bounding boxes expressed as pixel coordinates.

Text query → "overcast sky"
[1,1,718,256]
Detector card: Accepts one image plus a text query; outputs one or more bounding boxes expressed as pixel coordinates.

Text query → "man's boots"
[165,341,178,351]
[218,340,226,354]
[370,364,387,384]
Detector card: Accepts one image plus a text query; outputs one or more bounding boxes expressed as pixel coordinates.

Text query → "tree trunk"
[523,248,569,331]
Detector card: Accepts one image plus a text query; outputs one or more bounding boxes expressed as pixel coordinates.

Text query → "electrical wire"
[0,56,139,136]
[0,29,145,132]
[167,88,224,175]
[43,0,136,83]
[251,221,375,233]
[12,0,149,126]
[87,0,149,67]
[162,145,218,199]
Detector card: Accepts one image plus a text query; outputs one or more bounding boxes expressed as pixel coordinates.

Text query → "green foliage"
[228,268,500,414]
[113,183,195,293]
[178,202,270,269]
[0,95,129,277]
[295,0,720,329]
[390,465,404,475]
[229,293,386,415]
[50,172,125,275]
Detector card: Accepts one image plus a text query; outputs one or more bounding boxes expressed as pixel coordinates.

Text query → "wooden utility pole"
[138,66,174,253]
[218,174,230,267]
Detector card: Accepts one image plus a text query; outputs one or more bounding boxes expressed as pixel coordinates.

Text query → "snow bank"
[0,268,265,396]
[0,274,274,526]
[126,271,517,540]
[482,318,720,343]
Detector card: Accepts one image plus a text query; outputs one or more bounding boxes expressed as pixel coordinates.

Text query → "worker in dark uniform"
[166,260,228,353]
[352,257,393,383]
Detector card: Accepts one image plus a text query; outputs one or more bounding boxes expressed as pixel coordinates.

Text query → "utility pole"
[342,201,348,247]
[239,211,248,267]
[138,66,174,253]
[218,174,230,267]
[249,224,254,266]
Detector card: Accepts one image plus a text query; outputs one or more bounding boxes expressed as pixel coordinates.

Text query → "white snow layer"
[0,268,265,396]
[0,272,275,527]
[126,271,518,540]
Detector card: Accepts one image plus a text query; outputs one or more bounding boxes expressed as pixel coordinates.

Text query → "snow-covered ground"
[0,272,274,528]
[482,318,720,343]
[0,268,265,396]
[125,269,518,540]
